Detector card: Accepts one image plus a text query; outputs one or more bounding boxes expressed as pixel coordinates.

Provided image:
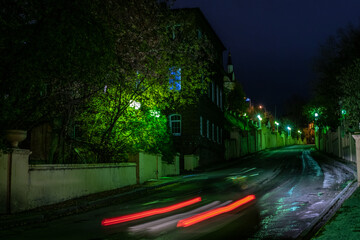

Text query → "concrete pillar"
[350,133,355,162]
[352,134,360,186]
[0,149,31,213]
[338,126,342,158]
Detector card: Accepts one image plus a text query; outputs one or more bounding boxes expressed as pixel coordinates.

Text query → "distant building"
[224,51,236,92]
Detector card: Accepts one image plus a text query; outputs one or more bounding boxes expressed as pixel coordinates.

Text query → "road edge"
[296,179,358,240]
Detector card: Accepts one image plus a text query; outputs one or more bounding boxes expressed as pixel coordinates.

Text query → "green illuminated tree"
[75,2,216,162]
[1,0,216,162]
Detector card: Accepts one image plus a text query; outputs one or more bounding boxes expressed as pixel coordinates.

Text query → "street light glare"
[287,126,291,130]
[314,113,319,117]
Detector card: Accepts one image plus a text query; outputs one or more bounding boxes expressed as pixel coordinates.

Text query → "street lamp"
[257,114,262,128]
[275,121,279,132]
[287,126,291,137]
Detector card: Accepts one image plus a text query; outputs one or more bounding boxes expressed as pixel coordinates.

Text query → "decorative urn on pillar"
[4,130,27,148]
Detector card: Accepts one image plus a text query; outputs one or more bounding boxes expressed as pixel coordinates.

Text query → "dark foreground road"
[0,145,356,239]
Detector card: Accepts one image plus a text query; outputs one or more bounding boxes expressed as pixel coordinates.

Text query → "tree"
[225,82,247,114]
[1,0,216,162]
[338,59,360,131]
[282,94,308,128]
[313,24,360,128]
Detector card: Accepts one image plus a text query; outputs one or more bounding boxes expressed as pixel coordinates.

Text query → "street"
[0,145,356,240]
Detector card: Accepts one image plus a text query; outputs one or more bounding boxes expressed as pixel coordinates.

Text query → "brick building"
[167,8,226,170]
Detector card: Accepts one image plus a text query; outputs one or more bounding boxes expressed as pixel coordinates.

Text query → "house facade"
[168,8,226,170]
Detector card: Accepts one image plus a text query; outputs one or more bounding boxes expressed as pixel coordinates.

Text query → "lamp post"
[257,114,262,128]
[275,121,279,132]
[287,126,291,138]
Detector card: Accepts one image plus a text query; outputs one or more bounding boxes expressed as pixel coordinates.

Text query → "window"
[220,128,223,144]
[216,85,219,106]
[200,116,203,136]
[217,126,219,143]
[212,123,215,141]
[171,24,181,40]
[206,120,210,139]
[169,67,181,91]
[197,29,202,39]
[212,81,215,102]
[169,114,181,136]
[220,89,223,110]
[208,82,211,98]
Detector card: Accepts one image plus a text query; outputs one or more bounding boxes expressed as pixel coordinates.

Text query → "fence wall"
[225,126,305,160]
[315,127,356,163]
[0,150,179,213]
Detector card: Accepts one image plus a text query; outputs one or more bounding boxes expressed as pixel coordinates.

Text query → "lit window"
[169,67,181,91]
[169,114,181,136]
[200,116,203,136]
[206,120,210,139]
[212,123,215,141]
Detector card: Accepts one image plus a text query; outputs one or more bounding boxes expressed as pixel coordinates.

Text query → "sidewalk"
[312,185,360,240]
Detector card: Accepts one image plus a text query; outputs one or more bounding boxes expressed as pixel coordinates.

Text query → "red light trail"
[177,195,256,227]
[101,197,202,226]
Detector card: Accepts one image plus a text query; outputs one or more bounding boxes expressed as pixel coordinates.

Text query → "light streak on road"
[177,195,256,228]
[128,201,232,236]
[101,197,202,226]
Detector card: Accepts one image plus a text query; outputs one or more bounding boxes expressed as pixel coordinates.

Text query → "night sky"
[173,0,360,115]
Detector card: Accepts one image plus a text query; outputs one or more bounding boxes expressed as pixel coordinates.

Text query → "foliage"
[338,59,360,131]
[225,82,247,114]
[0,0,115,132]
[1,0,216,162]
[282,94,308,129]
[77,87,175,163]
[313,23,360,128]
[303,104,327,128]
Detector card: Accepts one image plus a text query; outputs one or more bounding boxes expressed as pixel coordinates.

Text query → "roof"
[172,8,226,51]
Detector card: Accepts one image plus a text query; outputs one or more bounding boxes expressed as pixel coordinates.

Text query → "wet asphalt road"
[0,145,356,239]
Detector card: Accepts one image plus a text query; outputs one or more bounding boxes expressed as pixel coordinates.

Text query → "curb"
[296,179,358,240]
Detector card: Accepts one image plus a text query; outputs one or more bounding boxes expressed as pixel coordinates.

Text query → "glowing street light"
[275,121,279,132]
[314,112,319,118]
[257,114,262,128]
[287,126,291,137]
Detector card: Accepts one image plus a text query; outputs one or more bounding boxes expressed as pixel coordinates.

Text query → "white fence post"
[352,134,360,186]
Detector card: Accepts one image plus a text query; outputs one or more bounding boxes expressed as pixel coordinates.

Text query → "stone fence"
[0,150,179,214]
[225,125,306,160]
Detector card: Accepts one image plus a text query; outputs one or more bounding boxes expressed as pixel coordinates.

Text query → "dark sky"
[173,0,360,115]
